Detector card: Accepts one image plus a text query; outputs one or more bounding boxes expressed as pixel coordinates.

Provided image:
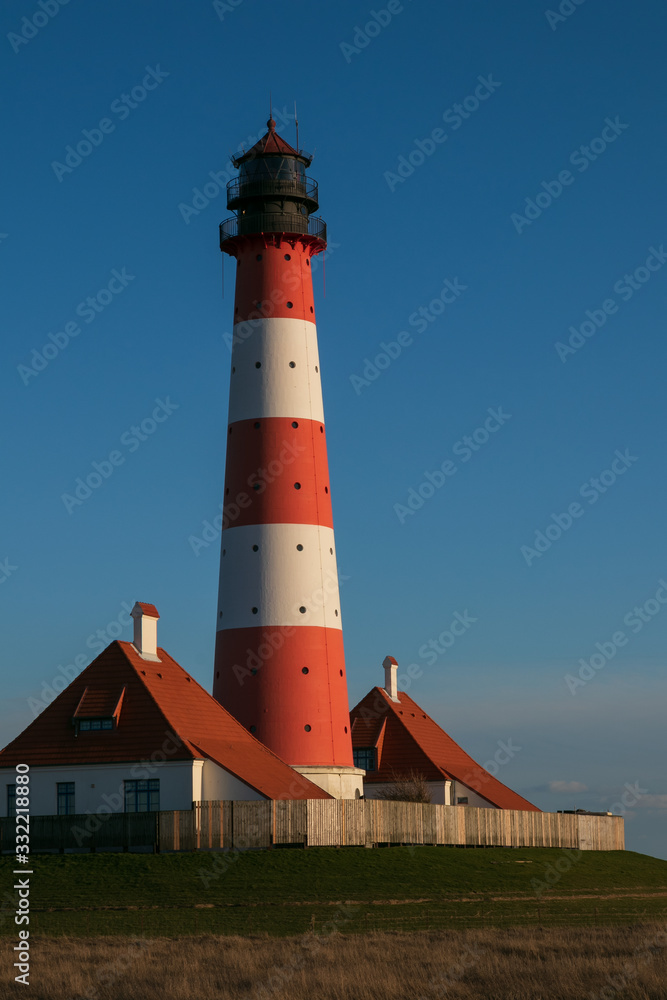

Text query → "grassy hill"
[2,847,666,936]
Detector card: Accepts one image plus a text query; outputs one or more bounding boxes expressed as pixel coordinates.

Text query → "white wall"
[363,778,495,808]
[450,780,495,809]
[201,759,264,801]
[0,758,266,817]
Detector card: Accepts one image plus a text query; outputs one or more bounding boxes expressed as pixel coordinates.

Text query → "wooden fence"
[0,801,624,853]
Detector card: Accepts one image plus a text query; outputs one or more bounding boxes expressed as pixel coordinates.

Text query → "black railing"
[219,214,327,246]
[227,176,318,207]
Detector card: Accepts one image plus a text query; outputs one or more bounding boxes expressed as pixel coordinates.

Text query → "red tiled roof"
[0,642,329,801]
[135,603,159,618]
[350,687,539,812]
[239,119,301,161]
[73,686,125,720]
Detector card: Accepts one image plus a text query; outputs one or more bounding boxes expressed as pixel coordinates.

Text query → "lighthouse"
[213,117,364,799]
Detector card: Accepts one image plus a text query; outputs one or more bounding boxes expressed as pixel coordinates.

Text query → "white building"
[0,603,329,821]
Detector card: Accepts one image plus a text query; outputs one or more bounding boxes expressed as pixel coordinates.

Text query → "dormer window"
[353,747,376,772]
[77,718,114,732]
[72,685,125,733]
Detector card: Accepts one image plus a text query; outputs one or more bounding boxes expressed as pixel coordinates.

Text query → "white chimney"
[383,655,399,701]
[131,602,160,661]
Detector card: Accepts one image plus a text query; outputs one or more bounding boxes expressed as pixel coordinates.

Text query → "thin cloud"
[549,780,588,794]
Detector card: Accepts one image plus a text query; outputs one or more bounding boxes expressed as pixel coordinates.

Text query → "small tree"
[375,769,432,803]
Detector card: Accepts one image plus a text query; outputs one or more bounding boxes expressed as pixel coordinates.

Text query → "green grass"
[2,847,666,936]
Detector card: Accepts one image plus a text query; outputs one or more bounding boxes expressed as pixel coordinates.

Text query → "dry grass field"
[3,924,667,1000]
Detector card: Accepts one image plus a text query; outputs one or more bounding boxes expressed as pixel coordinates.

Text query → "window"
[57,782,75,816]
[124,779,160,813]
[7,785,16,818]
[78,718,114,731]
[457,796,469,805]
[353,748,376,772]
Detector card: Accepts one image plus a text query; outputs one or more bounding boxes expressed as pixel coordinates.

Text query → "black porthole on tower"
[250,725,257,733]
[344,726,348,733]
[294,482,301,490]
[251,607,258,614]
[289,361,296,368]
[255,362,261,369]
[253,484,260,491]
[225,488,229,495]
[335,610,339,617]
[329,547,333,555]
[292,421,298,428]
[310,306,314,313]
[228,427,233,434]
[296,544,303,551]
[222,549,226,556]
[284,253,291,260]
[340,669,343,676]
[252,544,259,552]
[299,606,307,614]
[302,667,309,674]
[320,425,323,433]
[315,366,319,373]
[306,259,310,267]
[232,367,236,374]
[251,668,258,676]
[286,301,293,309]
[216,671,220,678]
[256,254,262,261]
[218,612,223,619]
[324,486,329,494]
[254,421,260,428]
[304,725,311,732]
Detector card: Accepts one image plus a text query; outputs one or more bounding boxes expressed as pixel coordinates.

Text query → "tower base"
[292,765,365,800]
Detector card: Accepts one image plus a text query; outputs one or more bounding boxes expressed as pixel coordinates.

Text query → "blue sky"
[1,0,666,858]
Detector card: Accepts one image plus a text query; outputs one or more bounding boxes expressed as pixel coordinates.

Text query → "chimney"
[131,602,160,661]
[383,655,399,701]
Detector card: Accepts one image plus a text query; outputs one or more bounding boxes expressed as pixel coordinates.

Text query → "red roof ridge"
[134,602,159,618]
[350,686,539,812]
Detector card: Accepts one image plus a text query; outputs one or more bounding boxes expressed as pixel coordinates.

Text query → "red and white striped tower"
[213,117,363,798]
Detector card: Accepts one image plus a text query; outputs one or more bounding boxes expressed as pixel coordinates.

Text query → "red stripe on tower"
[213,117,363,799]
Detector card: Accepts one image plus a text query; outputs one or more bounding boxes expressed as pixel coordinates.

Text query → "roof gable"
[0,642,329,801]
[350,687,539,812]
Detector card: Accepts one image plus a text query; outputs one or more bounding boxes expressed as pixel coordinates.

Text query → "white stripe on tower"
[213,233,353,770]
